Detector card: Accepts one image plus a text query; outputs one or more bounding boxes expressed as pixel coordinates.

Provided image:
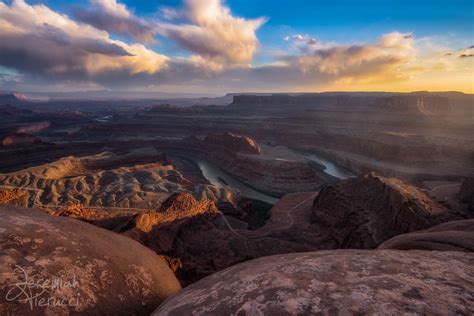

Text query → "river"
[196,159,279,205]
[303,153,355,179]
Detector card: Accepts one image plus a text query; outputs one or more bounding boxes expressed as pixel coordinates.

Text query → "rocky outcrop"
[121,192,219,253]
[379,219,474,252]
[158,192,218,214]
[57,203,107,221]
[2,134,41,147]
[153,250,474,315]
[0,205,181,315]
[311,172,455,248]
[0,188,25,204]
[119,192,230,284]
[204,132,261,154]
[0,149,187,209]
[16,121,51,135]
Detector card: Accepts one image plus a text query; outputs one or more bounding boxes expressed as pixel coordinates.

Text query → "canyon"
[0,91,473,314]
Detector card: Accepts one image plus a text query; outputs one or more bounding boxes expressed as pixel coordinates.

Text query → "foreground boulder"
[379,219,474,252]
[311,172,455,248]
[0,205,181,315]
[154,250,473,315]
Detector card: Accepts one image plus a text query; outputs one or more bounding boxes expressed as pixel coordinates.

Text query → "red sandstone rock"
[311,172,456,248]
[0,205,181,315]
[204,132,262,154]
[158,192,218,214]
[122,192,219,253]
[0,188,25,204]
[153,250,474,316]
[378,219,474,252]
[16,121,50,134]
[2,134,40,147]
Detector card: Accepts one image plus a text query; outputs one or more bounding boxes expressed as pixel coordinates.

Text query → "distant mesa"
[0,205,181,315]
[154,250,473,315]
[231,94,300,106]
[229,92,460,116]
[311,172,455,248]
[375,95,451,115]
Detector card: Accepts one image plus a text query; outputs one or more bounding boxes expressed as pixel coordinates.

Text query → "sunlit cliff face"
[0,0,472,93]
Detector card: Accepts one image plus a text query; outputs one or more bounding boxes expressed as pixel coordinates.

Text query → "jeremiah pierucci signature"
[5,265,80,310]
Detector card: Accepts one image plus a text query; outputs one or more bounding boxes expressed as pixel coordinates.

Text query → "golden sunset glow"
[0,0,472,93]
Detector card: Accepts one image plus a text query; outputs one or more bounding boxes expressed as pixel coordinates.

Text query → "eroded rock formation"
[0,150,187,209]
[121,192,220,253]
[57,203,106,221]
[0,188,25,204]
[311,172,455,248]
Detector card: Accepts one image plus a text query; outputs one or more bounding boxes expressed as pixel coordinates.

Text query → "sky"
[0,0,473,95]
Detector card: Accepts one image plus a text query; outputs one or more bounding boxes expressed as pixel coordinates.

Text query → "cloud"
[91,0,130,18]
[73,0,156,43]
[0,0,167,80]
[158,0,267,65]
[457,45,474,58]
[278,32,415,85]
[292,34,319,46]
[0,1,470,93]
